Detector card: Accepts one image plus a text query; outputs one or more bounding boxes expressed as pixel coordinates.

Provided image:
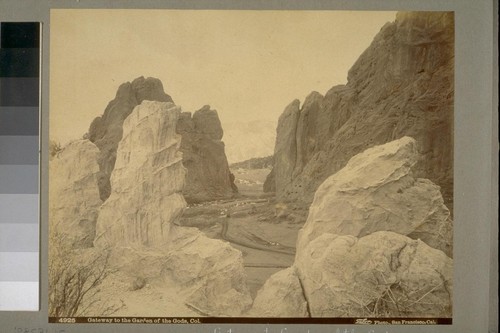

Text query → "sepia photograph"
[48,9,454,323]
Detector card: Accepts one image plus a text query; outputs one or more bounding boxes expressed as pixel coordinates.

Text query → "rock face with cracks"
[94,101,185,248]
[249,267,309,317]
[49,140,103,248]
[89,76,236,204]
[251,137,453,317]
[265,12,454,212]
[88,76,174,201]
[161,227,252,316]
[298,136,452,257]
[93,100,251,315]
[296,232,452,317]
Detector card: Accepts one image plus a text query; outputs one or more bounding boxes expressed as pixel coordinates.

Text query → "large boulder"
[94,101,185,247]
[295,232,452,317]
[161,227,252,316]
[298,137,452,257]
[251,137,453,318]
[88,76,174,201]
[251,232,452,318]
[177,105,237,203]
[49,139,102,248]
[266,12,454,212]
[249,267,309,317]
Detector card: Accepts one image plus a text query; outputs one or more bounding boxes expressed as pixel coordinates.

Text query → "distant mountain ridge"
[230,155,273,170]
[223,120,276,164]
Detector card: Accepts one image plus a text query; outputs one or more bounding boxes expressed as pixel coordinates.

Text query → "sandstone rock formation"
[93,100,251,315]
[89,76,174,201]
[88,77,236,203]
[49,140,102,248]
[298,137,452,257]
[249,267,309,317]
[296,232,452,317]
[94,101,185,247]
[162,227,252,316]
[265,12,454,212]
[252,138,453,317]
[252,232,452,318]
[177,105,237,203]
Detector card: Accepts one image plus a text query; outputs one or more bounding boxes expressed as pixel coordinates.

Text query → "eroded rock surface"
[177,105,237,203]
[93,100,251,315]
[266,12,454,212]
[252,138,453,318]
[49,140,102,248]
[162,227,252,316]
[249,267,309,317]
[298,137,452,257]
[94,101,185,247]
[296,232,452,317]
[89,76,174,201]
[89,77,236,203]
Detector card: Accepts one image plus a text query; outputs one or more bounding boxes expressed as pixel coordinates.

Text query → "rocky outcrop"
[298,137,452,257]
[249,267,309,317]
[177,105,237,203]
[265,12,454,212]
[88,76,174,201]
[89,77,236,203]
[161,227,252,316]
[94,101,185,247]
[251,138,453,317]
[93,100,251,315]
[49,140,102,248]
[295,232,452,317]
[252,232,452,318]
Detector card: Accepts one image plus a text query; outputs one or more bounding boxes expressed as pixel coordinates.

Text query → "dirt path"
[180,195,306,297]
[178,167,309,297]
[220,218,296,256]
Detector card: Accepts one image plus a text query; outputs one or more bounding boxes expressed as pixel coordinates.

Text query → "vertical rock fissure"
[295,269,312,318]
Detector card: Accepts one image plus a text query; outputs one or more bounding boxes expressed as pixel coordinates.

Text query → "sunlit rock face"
[49,139,103,248]
[95,101,185,247]
[295,231,452,317]
[89,76,236,204]
[298,137,452,258]
[93,100,252,315]
[249,267,309,317]
[266,12,454,212]
[88,76,174,201]
[161,226,253,316]
[252,137,453,318]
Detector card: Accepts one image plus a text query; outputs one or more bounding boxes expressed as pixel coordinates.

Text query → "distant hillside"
[230,155,273,170]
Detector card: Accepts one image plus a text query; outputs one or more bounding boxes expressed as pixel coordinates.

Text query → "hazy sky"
[50,9,396,144]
